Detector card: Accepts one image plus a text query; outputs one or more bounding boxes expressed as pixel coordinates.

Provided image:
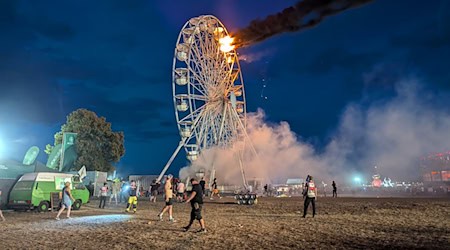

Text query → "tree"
[44,144,54,155]
[54,109,125,172]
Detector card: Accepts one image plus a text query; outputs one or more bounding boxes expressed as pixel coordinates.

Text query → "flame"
[219,36,235,53]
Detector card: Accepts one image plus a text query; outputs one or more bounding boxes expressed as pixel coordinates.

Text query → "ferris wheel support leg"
[157,139,186,183]
[238,154,248,190]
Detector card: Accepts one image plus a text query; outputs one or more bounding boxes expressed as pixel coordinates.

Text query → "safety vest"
[307,181,316,198]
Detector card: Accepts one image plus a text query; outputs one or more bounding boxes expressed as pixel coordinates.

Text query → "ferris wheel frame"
[157,15,249,184]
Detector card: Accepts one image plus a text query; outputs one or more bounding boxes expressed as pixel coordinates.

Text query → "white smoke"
[180,78,450,186]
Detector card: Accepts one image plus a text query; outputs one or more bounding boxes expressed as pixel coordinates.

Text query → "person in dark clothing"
[183,178,206,233]
[303,175,317,218]
[150,180,159,202]
[199,177,206,196]
[332,181,337,198]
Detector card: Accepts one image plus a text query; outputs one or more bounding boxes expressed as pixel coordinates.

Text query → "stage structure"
[157,15,256,189]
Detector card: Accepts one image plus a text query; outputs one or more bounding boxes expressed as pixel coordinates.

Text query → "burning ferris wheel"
[157,15,249,182]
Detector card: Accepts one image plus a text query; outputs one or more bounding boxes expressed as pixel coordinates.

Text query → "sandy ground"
[0,197,449,249]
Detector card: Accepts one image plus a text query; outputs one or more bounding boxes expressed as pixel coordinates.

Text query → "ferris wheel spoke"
[178,103,206,123]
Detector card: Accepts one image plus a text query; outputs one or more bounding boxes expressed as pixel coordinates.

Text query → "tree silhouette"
[54,109,125,172]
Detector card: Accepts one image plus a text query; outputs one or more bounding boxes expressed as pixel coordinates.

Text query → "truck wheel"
[72,200,82,210]
[37,201,50,212]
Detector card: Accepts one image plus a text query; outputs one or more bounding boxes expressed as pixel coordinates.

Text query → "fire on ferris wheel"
[156,15,258,189]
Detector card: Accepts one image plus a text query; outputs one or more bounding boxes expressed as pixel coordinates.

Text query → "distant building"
[420,151,450,192]
[129,175,159,193]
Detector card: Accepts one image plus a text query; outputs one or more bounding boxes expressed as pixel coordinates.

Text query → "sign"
[50,192,61,212]
[23,146,40,165]
[78,166,87,180]
[46,144,62,169]
[54,176,72,190]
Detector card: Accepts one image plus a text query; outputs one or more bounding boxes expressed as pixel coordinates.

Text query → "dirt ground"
[0,196,449,249]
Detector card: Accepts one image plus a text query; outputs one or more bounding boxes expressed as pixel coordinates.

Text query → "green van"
[8,172,90,212]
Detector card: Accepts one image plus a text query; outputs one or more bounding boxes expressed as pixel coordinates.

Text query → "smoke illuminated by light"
[219,36,235,53]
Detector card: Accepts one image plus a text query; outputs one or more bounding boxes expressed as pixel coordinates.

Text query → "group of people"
[155,175,206,232]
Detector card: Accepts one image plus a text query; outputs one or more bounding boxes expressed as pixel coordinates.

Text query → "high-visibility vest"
[307,181,316,198]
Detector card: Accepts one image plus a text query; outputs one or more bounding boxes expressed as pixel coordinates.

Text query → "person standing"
[332,181,337,198]
[158,175,175,222]
[150,180,160,203]
[183,178,206,233]
[110,179,120,205]
[125,180,138,213]
[199,177,206,197]
[0,190,5,221]
[56,182,75,220]
[99,182,109,209]
[177,180,185,202]
[303,175,317,218]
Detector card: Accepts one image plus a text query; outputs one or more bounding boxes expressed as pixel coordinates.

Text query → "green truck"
[8,172,90,212]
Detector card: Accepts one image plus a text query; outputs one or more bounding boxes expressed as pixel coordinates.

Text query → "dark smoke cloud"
[233,0,373,48]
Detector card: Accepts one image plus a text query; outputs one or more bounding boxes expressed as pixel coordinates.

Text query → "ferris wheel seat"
[176,52,188,61]
[183,27,197,35]
[180,128,191,138]
[176,44,190,61]
[186,150,199,161]
[234,89,243,97]
[189,17,201,26]
[176,101,189,112]
[175,77,188,85]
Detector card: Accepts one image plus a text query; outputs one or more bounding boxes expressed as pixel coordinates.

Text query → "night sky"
[1,0,449,176]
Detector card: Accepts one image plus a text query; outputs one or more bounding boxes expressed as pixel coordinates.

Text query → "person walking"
[210,178,221,200]
[56,182,75,220]
[158,175,175,222]
[99,182,109,208]
[183,178,206,233]
[332,181,337,198]
[125,180,138,213]
[0,190,5,221]
[303,175,317,218]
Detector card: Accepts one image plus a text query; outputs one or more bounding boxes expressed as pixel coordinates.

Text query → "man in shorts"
[210,178,221,200]
[176,180,185,202]
[183,178,206,233]
[157,175,175,222]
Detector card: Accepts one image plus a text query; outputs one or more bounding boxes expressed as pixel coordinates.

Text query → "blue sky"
[1,0,449,176]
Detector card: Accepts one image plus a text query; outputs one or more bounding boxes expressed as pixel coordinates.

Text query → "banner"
[46,144,62,169]
[59,132,78,172]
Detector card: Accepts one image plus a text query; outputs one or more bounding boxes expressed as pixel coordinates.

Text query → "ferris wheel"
[157,15,248,183]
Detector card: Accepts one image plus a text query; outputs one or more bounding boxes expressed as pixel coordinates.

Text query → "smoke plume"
[233,0,373,48]
[180,78,450,186]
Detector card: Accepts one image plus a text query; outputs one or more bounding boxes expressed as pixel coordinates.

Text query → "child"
[125,180,138,213]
